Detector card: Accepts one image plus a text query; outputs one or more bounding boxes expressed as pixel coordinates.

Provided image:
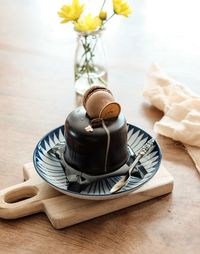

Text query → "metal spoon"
[110,138,155,194]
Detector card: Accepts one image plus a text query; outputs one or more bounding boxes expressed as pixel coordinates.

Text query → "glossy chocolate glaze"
[64,107,128,175]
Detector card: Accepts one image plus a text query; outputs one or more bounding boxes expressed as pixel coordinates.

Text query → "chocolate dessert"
[64,86,128,175]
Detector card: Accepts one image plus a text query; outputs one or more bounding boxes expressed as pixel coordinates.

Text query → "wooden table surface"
[0,0,200,253]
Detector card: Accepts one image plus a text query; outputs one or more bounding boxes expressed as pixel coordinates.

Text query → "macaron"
[83,85,121,119]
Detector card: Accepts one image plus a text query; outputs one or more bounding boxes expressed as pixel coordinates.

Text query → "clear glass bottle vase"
[74,29,108,95]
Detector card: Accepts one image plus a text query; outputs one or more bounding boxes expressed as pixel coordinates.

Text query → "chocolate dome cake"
[64,86,128,175]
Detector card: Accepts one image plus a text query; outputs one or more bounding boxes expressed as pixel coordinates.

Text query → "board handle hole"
[4,186,38,204]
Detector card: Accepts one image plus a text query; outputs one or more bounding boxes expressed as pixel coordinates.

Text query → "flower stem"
[103,12,115,26]
[84,36,94,85]
[100,0,106,12]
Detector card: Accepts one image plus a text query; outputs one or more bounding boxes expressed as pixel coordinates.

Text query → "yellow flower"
[113,0,132,17]
[99,11,107,21]
[74,14,102,32]
[58,0,84,23]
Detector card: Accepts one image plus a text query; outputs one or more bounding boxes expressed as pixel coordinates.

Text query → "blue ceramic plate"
[33,124,162,200]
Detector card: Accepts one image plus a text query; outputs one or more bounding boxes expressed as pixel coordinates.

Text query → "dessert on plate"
[64,86,129,175]
[33,85,161,196]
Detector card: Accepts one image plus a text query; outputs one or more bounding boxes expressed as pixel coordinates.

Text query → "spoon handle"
[110,138,155,194]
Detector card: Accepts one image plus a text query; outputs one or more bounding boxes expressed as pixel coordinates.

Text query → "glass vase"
[74,29,108,95]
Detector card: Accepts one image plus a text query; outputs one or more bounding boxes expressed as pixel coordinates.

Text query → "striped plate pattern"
[33,124,162,200]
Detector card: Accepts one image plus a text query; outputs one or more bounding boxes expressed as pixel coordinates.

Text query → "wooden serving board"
[0,163,173,229]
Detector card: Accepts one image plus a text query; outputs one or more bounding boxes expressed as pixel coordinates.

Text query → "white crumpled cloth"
[143,64,200,173]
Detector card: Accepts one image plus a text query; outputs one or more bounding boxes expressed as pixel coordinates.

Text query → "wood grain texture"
[0,163,173,229]
[0,0,200,253]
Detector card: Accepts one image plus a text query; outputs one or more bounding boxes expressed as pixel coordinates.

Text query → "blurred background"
[1,0,200,90]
